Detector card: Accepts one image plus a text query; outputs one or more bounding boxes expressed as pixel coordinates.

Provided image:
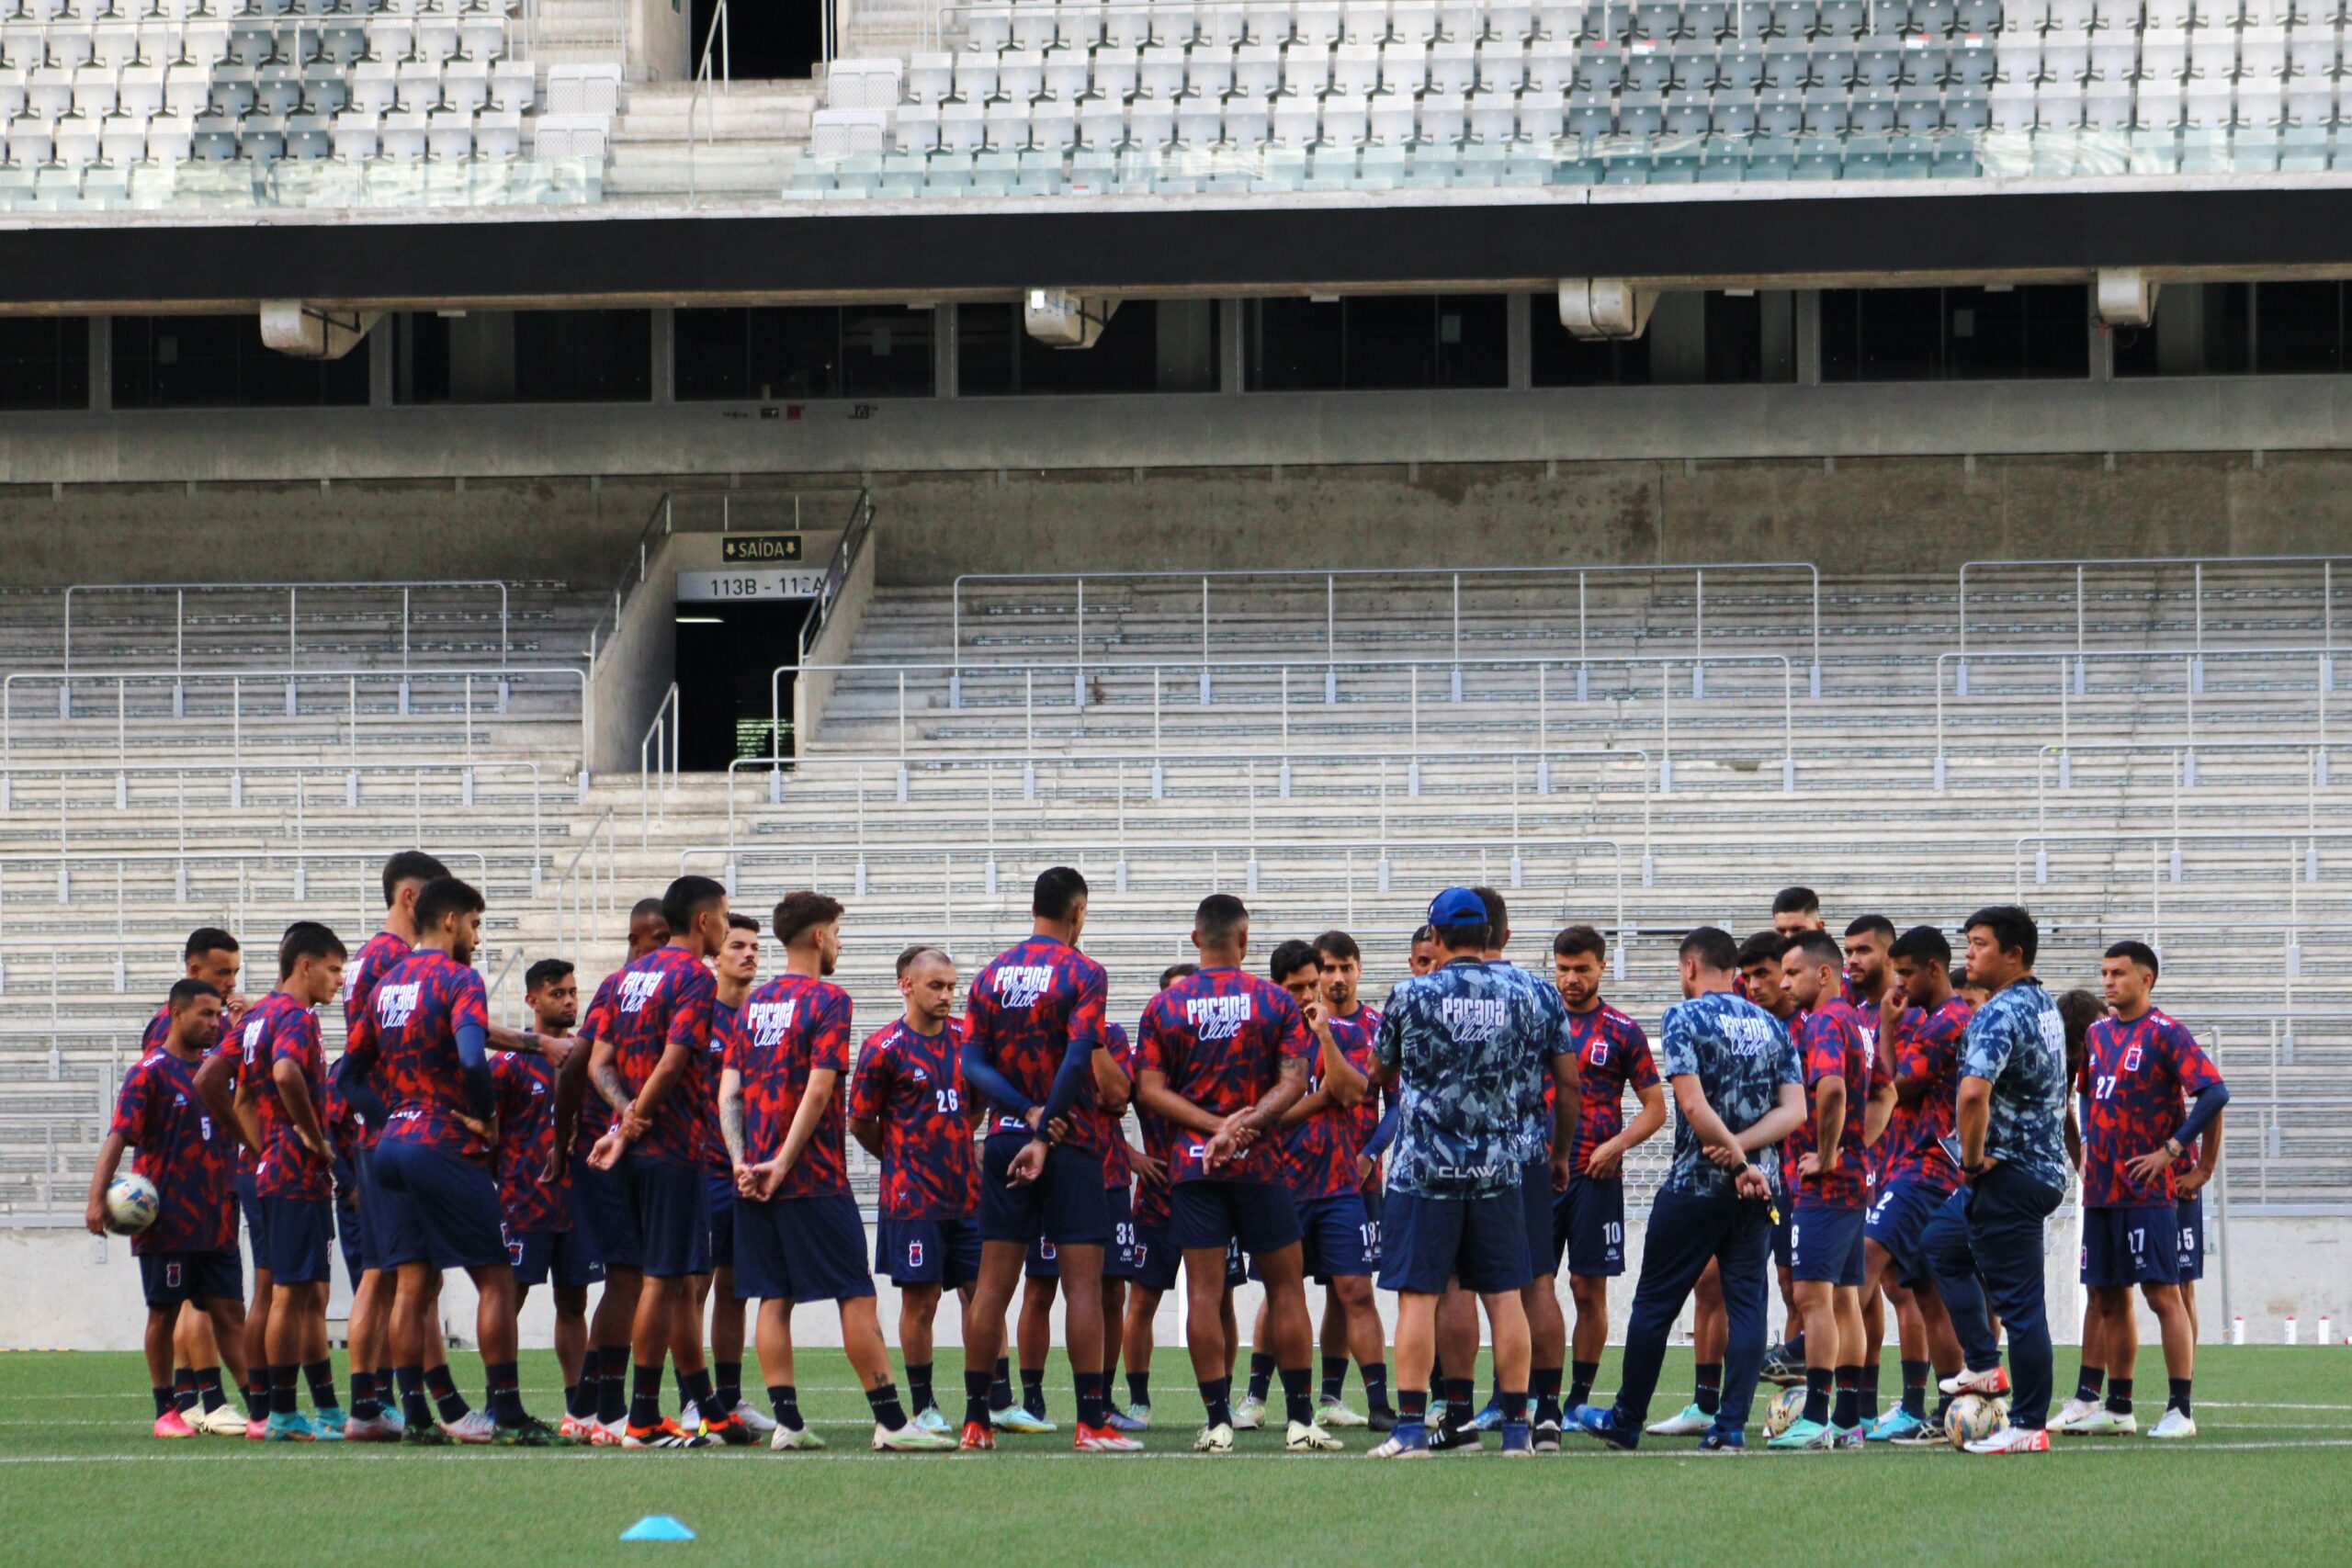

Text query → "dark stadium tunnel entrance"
[675,598,811,772]
[687,0,823,85]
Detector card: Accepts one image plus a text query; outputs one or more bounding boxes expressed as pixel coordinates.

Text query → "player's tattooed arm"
[588,1036,631,1120]
[720,1067,750,1184]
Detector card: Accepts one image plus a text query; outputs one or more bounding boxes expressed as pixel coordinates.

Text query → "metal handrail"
[1957,554,2351,663]
[551,806,619,956]
[722,743,1658,861]
[949,561,1824,694]
[62,580,511,678]
[1,663,591,773]
[639,682,680,849]
[1930,644,2336,788]
[775,652,1797,795]
[799,488,876,663]
[684,0,730,205]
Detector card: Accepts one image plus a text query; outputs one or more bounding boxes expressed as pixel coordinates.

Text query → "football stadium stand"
[3,552,2346,1243]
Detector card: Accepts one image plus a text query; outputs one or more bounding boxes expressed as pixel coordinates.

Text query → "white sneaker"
[1963,1425,2050,1455]
[439,1409,496,1444]
[1939,1365,2010,1397]
[1193,1421,1235,1454]
[730,1400,778,1435]
[1316,1397,1368,1428]
[2145,1408,2198,1440]
[196,1404,250,1438]
[769,1422,827,1451]
[1230,1394,1266,1431]
[2050,1396,2101,1433]
[1645,1402,1713,1437]
[873,1420,957,1451]
[1285,1419,1344,1452]
[599,1415,629,1446]
[2076,1406,2138,1436]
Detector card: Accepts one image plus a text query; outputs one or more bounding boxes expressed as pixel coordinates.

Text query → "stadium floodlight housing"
[1023,288,1120,349]
[260,301,381,360]
[1557,278,1657,342]
[2095,267,2158,328]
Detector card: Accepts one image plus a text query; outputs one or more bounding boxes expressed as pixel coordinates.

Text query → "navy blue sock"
[990,1358,1012,1412]
[1568,1359,1600,1410]
[2075,1364,2105,1403]
[1126,1370,1150,1407]
[1803,1366,1832,1427]
[1279,1364,1312,1427]
[1020,1366,1046,1418]
[153,1385,175,1418]
[268,1364,298,1416]
[172,1368,198,1414]
[487,1359,526,1427]
[715,1360,741,1411]
[396,1365,429,1427]
[196,1366,227,1414]
[1901,1359,1929,1419]
[1857,1362,1879,1416]
[1247,1352,1275,1404]
[1833,1366,1861,1429]
[1693,1360,1723,1416]
[1532,1365,1564,1424]
[628,1363,664,1429]
[1075,1371,1107,1430]
[424,1364,468,1424]
[771,1383,802,1429]
[866,1381,909,1431]
[2167,1378,2193,1416]
[305,1359,338,1412]
[350,1370,379,1422]
[2107,1376,2134,1416]
[1442,1376,1475,1426]
[1361,1360,1390,1413]
[907,1361,933,1415]
[964,1369,990,1427]
[1397,1387,1429,1441]
[1320,1355,1348,1403]
[1199,1375,1233,1427]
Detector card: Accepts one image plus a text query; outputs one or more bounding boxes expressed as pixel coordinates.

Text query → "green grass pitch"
[6,1346,2348,1564]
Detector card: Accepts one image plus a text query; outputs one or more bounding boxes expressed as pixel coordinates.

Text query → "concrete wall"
[793,523,876,744]
[585,531,682,778]
[13,452,2352,598]
[12,1212,2345,1352]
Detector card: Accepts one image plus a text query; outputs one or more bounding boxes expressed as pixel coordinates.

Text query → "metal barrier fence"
[62,579,513,676]
[948,561,1826,695]
[776,653,1798,792]
[1957,554,2352,663]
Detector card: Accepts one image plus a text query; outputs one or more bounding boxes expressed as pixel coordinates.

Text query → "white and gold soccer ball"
[1763,1385,1806,1438]
[105,1173,160,1235]
[1944,1393,2005,1449]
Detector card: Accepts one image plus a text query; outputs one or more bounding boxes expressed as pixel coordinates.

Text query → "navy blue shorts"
[505,1226,605,1290]
[2177,1193,2205,1282]
[876,1213,983,1288]
[1790,1201,1866,1286]
[354,1147,395,1275]
[1771,1201,1794,1270]
[572,1156,639,1271]
[258,1194,334,1285]
[139,1248,243,1310]
[621,1153,709,1280]
[1128,1219,1178,1292]
[1554,1175,1626,1278]
[1170,1179,1300,1258]
[1296,1190,1375,1280]
[1226,1235,1248,1287]
[335,1194,365,1289]
[1024,1235,1062,1280]
[1378,1187,1532,1296]
[705,1175,737,1273]
[1520,1160,1558,1280]
[2082,1204,2183,1288]
[371,1138,508,1271]
[1103,1185,1140,1280]
[735,1192,875,1303]
[978,1132,1110,1247]
[1864,1176,1953,1288]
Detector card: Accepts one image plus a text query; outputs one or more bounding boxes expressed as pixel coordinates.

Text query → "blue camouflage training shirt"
[1657,989,1802,1196]
[1962,977,2070,1192]
[1374,958,1561,1199]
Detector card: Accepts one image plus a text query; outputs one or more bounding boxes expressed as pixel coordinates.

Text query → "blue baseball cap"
[1427,887,1489,928]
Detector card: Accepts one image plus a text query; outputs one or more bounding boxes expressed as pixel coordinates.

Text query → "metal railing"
[2030,740,2339,835]
[801,488,877,663]
[0,665,591,778]
[0,759,547,891]
[62,579,512,679]
[2008,831,2352,964]
[775,653,1797,793]
[722,744,1658,863]
[947,562,1825,695]
[551,807,621,957]
[1930,646,2336,787]
[1956,554,2351,666]
[639,682,680,849]
[684,0,730,204]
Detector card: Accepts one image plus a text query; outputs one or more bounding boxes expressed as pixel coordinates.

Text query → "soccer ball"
[1944,1393,2005,1449]
[105,1173,159,1235]
[1763,1385,1806,1438]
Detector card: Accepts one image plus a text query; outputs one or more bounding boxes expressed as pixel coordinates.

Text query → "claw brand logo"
[747,1000,799,1048]
[375,982,422,1029]
[618,970,666,1015]
[1184,993,1254,1041]
[994,964,1056,1010]
[1440,997,1507,1040]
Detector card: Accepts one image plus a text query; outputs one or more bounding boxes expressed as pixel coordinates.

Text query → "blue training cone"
[620,1517,697,1542]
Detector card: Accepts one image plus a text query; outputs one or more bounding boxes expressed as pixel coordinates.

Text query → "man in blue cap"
[1364,888,1578,1459]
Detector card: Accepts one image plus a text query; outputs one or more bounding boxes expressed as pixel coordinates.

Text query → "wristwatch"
[2164,1136,2185,1159]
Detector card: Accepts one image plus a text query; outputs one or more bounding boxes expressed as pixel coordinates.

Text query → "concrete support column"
[1506,292,1532,391]
[1219,298,1245,394]
[935,303,959,399]
[1795,289,1823,387]
[87,314,111,412]
[651,307,675,403]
